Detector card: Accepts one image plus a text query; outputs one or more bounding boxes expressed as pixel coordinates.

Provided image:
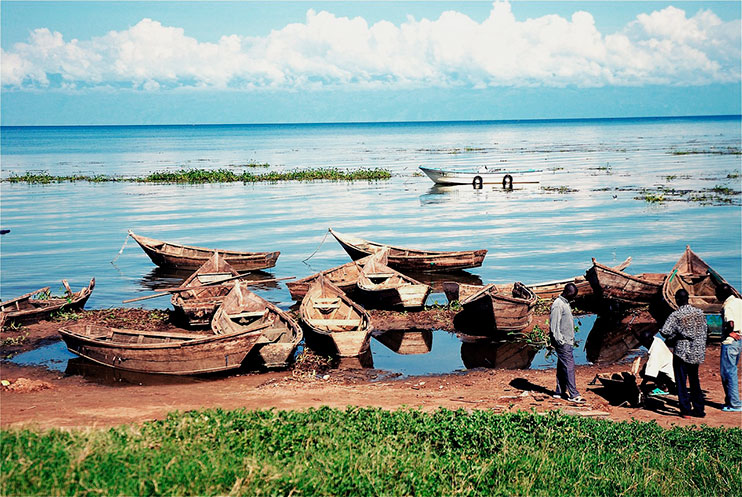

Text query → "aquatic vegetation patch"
[541,185,578,194]
[670,147,741,155]
[2,407,740,496]
[4,168,392,184]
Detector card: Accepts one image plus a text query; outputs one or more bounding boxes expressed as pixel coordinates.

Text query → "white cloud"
[2,2,739,91]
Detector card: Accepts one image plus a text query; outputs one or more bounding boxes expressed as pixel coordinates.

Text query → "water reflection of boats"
[459,337,537,370]
[662,245,741,314]
[329,228,487,272]
[140,267,278,292]
[129,231,280,271]
[333,349,374,370]
[373,330,433,355]
[585,310,658,364]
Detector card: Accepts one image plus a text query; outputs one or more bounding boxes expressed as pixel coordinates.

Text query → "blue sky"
[1,1,740,125]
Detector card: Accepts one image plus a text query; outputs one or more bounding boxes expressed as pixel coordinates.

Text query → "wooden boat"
[329,228,486,272]
[356,252,431,309]
[212,281,302,368]
[456,282,537,336]
[443,258,633,304]
[300,276,372,357]
[586,258,666,305]
[662,246,741,314]
[58,320,266,375]
[171,252,240,327]
[419,166,542,186]
[1,279,95,327]
[286,253,385,301]
[128,231,279,271]
[373,330,433,355]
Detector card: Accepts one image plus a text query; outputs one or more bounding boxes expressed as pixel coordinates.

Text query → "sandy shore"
[1,310,740,430]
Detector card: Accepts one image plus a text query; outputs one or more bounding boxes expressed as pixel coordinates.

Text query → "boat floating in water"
[419,166,542,187]
[329,228,486,272]
[128,230,279,271]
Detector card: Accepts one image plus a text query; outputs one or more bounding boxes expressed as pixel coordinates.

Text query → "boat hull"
[1,279,95,327]
[587,259,665,305]
[419,166,542,185]
[456,283,537,337]
[58,325,261,375]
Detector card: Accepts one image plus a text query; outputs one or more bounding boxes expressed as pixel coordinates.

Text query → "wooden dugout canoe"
[300,276,372,357]
[1,279,95,327]
[329,228,486,272]
[58,321,266,375]
[128,231,279,271]
[171,252,240,327]
[662,245,741,314]
[286,252,385,301]
[457,282,537,335]
[356,252,431,309]
[212,281,302,369]
[586,258,665,305]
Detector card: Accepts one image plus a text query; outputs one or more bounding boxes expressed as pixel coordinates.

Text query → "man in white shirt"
[716,284,742,412]
[637,330,676,395]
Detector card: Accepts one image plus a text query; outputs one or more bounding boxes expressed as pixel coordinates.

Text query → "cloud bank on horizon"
[2,1,740,91]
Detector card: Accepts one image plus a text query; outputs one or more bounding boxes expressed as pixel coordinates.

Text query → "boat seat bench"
[311,318,363,326]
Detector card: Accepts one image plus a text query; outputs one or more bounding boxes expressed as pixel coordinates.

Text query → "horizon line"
[2,114,741,128]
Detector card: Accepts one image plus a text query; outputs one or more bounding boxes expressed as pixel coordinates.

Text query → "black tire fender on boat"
[472,175,483,189]
[502,174,513,190]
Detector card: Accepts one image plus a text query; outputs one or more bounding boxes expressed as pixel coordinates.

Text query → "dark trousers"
[553,341,580,399]
[673,356,704,415]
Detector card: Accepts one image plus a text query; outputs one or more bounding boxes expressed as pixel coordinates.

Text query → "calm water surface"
[2,117,740,379]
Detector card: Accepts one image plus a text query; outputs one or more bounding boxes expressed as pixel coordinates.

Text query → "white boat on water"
[419,166,542,186]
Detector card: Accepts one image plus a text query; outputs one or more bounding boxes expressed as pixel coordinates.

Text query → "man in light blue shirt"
[550,283,584,403]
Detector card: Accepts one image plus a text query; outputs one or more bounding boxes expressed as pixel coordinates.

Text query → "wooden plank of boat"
[286,252,384,301]
[128,230,279,271]
[58,319,268,375]
[171,251,240,327]
[212,281,302,369]
[586,258,665,305]
[419,166,543,186]
[1,279,95,328]
[329,228,486,272]
[356,250,431,309]
[300,275,372,357]
[455,282,537,337]
[662,245,741,314]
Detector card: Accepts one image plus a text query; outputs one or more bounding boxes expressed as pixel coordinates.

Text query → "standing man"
[716,283,742,413]
[660,289,708,418]
[550,283,584,403]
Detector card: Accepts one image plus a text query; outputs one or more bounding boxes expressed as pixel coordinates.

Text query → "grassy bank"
[2,408,740,496]
[3,167,392,184]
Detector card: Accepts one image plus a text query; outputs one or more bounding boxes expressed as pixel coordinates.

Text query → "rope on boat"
[111,232,131,264]
[302,229,330,262]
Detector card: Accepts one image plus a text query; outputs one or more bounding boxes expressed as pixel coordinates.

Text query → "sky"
[1,1,740,125]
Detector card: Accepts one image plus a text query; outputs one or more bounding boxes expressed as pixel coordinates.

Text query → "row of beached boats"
[1,228,739,375]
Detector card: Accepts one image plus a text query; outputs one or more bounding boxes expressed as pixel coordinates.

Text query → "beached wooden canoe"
[456,282,537,335]
[527,257,633,301]
[300,276,372,357]
[662,246,741,314]
[586,258,666,305]
[1,279,95,327]
[128,231,279,271]
[329,228,486,272]
[286,252,386,301]
[58,320,267,375]
[356,252,431,309]
[171,252,240,327]
[212,281,302,368]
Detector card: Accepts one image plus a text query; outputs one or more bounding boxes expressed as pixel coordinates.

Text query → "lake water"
[2,117,740,378]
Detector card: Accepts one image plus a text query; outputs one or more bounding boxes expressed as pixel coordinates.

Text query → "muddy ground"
[1,309,740,430]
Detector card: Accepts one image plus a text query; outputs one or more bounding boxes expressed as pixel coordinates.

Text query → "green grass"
[2,407,740,496]
[4,167,392,184]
